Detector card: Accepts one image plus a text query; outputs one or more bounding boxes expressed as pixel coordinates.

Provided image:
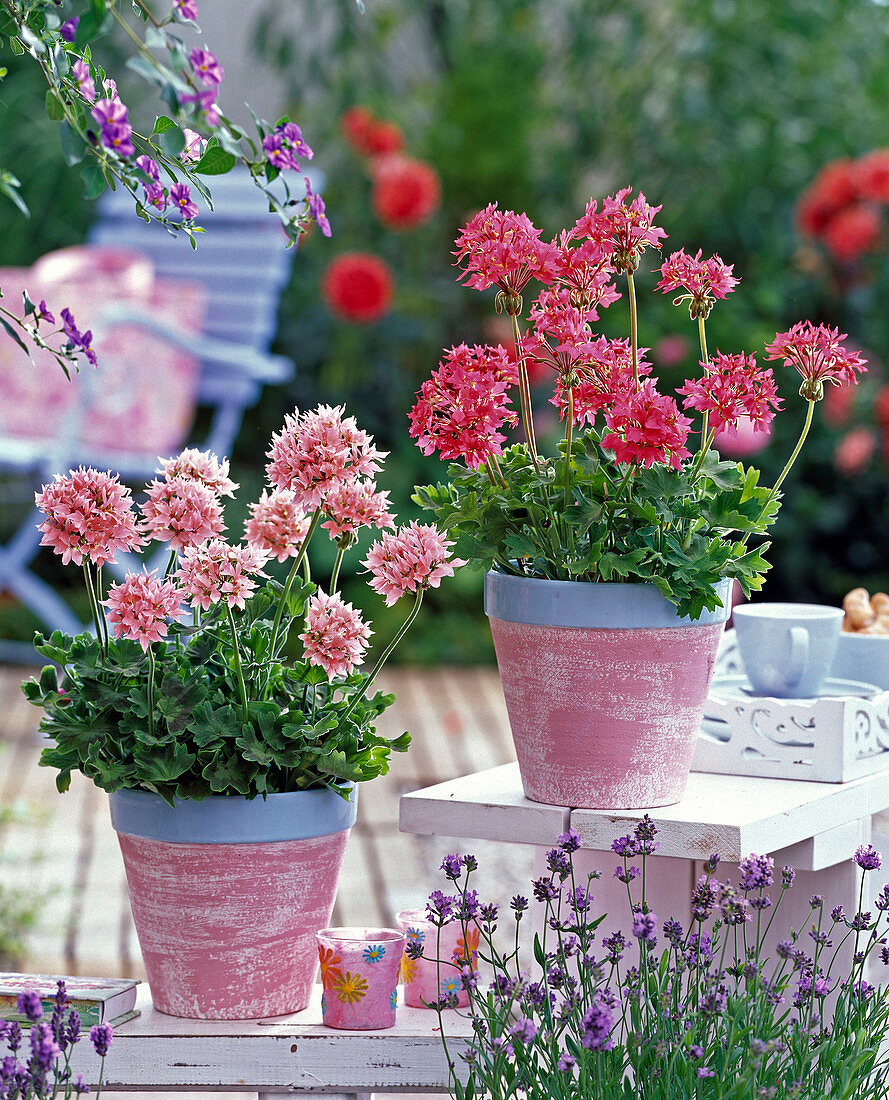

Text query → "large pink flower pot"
[109,787,357,1019]
[485,573,732,810]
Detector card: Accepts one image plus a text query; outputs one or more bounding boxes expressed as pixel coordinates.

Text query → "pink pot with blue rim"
[109,785,357,1020]
[485,572,733,810]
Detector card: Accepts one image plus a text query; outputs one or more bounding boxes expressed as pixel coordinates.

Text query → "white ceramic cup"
[733,602,844,698]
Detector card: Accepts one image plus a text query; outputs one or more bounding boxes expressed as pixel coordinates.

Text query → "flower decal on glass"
[318,945,344,990]
[333,971,369,1004]
[389,988,398,1011]
[400,954,418,984]
[363,943,386,964]
[440,975,461,997]
[455,926,480,966]
[405,925,425,946]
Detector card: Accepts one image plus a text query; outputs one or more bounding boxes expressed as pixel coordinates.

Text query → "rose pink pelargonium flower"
[103,571,185,651]
[764,322,867,400]
[409,343,518,470]
[363,522,466,606]
[244,488,312,563]
[523,288,597,379]
[176,539,267,611]
[553,233,621,317]
[550,337,652,427]
[35,467,146,567]
[158,448,238,497]
[453,203,561,304]
[266,405,386,510]
[142,475,225,551]
[575,188,667,271]
[656,249,739,317]
[677,352,782,435]
[321,480,394,540]
[298,590,372,679]
[602,380,692,470]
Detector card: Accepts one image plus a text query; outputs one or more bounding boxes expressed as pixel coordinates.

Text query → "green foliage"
[415,438,777,620]
[24,578,409,803]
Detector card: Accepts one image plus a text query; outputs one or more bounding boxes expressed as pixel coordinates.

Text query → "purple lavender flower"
[173,0,198,19]
[73,1074,89,1094]
[510,895,528,915]
[612,835,640,858]
[850,911,872,931]
[580,997,614,1051]
[697,1068,715,1078]
[426,889,457,924]
[479,902,498,924]
[750,895,772,911]
[614,864,640,884]
[776,939,794,958]
[632,911,658,947]
[738,852,774,891]
[854,844,882,871]
[558,827,581,852]
[64,1009,81,1048]
[569,885,591,913]
[782,865,796,888]
[810,894,824,908]
[689,1044,704,1058]
[89,1023,113,1057]
[189,48,224,86]
[704,853,720,873]
[304,178,331,238]
[633,814,659,854]
[532,877,558,902]
[603,930,627,962]
[556,1053,576,1072]
[29,1021,60,1070]
[440,853,463,880]
[170,183,198,220]
[719,885,750,926]
[546,847,571,878]
[699,981,728,1015]
[457,889,480,921]
[663,918,684,946]
[17,992,43,1023]
[690,875,720,921]
[60,17,79,42]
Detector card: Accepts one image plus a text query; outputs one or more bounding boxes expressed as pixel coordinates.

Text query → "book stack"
[0,973,140,1027]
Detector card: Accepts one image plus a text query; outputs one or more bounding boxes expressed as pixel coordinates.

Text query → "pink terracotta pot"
[485,573,732,810]
[109,787,357,1019]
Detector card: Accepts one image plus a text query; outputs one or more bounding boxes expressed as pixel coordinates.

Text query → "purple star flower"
[189,48,224,87]
[305,178,331,237]
[91,96,134,158]
[60,17,79,42]
[60,307,98,367]
[172,0,198,19]
[71,59,95,103]
[170,183,198,219]
[135,155,160,181]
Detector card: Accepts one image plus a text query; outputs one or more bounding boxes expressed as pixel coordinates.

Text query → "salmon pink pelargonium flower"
[764,322,867,401]
[602,380,692,470]
[677,352,782,436]
[298,590,372,679]
[363,522,465,606]
[266,404,386,510]
[103,571,186,650]
[321,480,394,541]
[176,539,267,611]
[244,488,312,563]
[575,188,667,272]
[550,337,652,428]
[142,474,225,551]
[158,448,238,497]
[35,467,146,567]
[656,249,739,319]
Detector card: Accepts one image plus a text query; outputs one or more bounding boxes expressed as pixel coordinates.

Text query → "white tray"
[692,631,889,783]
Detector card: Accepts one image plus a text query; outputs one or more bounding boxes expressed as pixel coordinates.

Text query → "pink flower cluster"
[602,381,692,470]
[245,488,312,563]
[656,249,739,313]
[35,467,145,567]
[409,343,518,469]
[453,203,560,299]
[266,404,386,510]
[575,188,667,270]
[176,539,266,611]
[551,337,652,428]
[677,352,782,435]
[298,590,372,679]
[159,447,237,497]
[103,571,185,650]
[764,322,867,400]
[363,522,465,606]
[142,475,225,551]
[321,480,394,540]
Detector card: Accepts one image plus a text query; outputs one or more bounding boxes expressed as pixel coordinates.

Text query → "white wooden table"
[74,986,469,1100]
[400,762,889,969]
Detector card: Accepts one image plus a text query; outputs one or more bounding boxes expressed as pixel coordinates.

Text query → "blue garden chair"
[0,169,311,661]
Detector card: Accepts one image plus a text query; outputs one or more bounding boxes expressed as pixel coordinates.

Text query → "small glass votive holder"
[396,908,476,1009]
[316,927,405,1030]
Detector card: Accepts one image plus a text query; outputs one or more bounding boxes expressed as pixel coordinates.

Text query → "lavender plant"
[422,823,889,1099]
[0,981,113,1100]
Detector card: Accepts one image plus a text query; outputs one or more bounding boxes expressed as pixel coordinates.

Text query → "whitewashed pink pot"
[109,786,356,1020]
[485,573,732,810]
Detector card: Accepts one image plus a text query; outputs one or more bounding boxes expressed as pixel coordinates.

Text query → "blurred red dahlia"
[322,253,394,324]
[371,155,441,230]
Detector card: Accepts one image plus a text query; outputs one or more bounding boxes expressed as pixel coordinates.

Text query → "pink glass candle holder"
[396,908,477,1009]
[316,927,404,1030]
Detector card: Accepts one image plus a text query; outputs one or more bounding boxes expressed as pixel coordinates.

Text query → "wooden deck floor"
[0,664,531,981]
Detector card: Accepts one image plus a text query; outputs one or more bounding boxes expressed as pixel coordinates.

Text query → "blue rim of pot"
[484,570,733,630]
[108,784,358,844]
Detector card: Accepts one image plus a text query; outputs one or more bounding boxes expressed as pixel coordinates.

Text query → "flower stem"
[225,602,249,724]
[627,270,640,389]
[756,399,816,525]
[165,548,178,578]
[510,311,540,472]
[563,384,574,513]
[696,313,713,449]
[342,589,424,722]
[329,545,346,594]
[269,507,321,657]
[146,646,156,741]
[82,563,106,658]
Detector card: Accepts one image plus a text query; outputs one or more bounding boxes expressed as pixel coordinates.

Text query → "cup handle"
[786,626,809,688]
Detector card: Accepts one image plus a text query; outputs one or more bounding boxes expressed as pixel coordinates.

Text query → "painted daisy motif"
[318,945,343,990]
[455,926,480,965]
[363,943,386,964]
[401,954,418,984]
[405,925,426,946]
[334,971,369,1004]
[440,974,461,997]
[389,988,397,1011]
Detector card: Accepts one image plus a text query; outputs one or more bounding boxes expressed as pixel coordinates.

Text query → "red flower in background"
[822,204,881,263]
[857,150,889,203]
[322,253,394,324]
[834,427,876,477]
[340,107,404,157]
[371,155,441,230]
[797,159,861,236]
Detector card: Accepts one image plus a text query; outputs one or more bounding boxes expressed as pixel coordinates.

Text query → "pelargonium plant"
[411,191,867,618]
[22,404,463,803]
[422,824,889,1099]
[1,981,113,1100]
